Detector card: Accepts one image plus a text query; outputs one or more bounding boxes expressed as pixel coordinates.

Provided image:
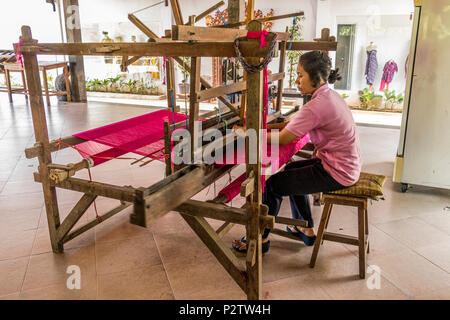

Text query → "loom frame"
[21,0,337,300]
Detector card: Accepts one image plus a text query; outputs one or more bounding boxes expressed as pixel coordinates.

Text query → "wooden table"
[3,61,71,106]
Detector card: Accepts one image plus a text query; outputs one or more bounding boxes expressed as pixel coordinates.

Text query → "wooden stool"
[309,193,370,279]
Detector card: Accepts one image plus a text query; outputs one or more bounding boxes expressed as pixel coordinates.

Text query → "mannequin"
[365,42,378,91]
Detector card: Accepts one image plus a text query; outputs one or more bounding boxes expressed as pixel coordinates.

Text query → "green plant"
[341,93,349,99]
[383,89,404,110]
[286,16,305,88]
[358,88,382,109]
[177,57,191,81]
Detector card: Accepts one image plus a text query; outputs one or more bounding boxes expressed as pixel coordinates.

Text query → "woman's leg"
[289,194,313,226]
[262,160,345,238]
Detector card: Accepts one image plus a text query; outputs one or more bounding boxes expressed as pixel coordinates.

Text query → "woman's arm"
[267,122,288,130]
[233,125,298,146]
[267,128,298,145]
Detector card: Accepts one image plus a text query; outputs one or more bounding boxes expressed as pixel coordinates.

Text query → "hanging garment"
[379,60,398,91]
[365,50,378,86]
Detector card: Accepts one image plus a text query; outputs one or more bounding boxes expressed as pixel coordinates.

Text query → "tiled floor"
[0,94,449,300]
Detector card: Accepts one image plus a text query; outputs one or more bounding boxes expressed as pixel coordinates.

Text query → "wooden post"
[21,26,63,253]
[228,0,245,25]
[245,20,263,300]
[165,57,177,112]
[189,57,201,163]
[169,0,184,25]
[276,40,287,112]
[246,0,255,22]
[228,0,247,125]
[164,121,172,176]
[62,0,87,102]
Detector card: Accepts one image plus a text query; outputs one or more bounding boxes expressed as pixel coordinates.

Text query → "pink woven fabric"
[218,133,310,202]
[73,110,187,166]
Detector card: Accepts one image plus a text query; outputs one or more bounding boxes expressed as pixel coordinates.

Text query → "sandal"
[286,225,316,246]
[232,238,270,255]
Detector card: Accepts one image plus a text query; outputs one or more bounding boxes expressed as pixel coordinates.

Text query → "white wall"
[0,1,62,51]
[316,0,414,93]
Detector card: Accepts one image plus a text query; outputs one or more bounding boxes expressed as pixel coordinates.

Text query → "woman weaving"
[232,51,362,254]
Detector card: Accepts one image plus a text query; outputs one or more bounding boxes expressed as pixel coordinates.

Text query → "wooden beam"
[21,26,63,253]
[228,0,245,25]
[177,200,247,225]
[274,216,308,228]
[196,72,282,103]
[25,135,87,159]
[224,11,304,28]
[197,81,246,103]
[63,202,131,243]
[126,18,241,117]
[181,214,247,291]
[57,193,97,241]
[189,57,201,162]
[165,57,177,111]
[285,41,338,51]
[20,41,277,58]
[169,0,184,25]
[172,25,290,42]
[131,165,234,227]
[216,221,235,238]
[190,1,225,25]
[128,14,162,41]
[62,0,87,102]
[276,41,287,112]
[246,0,255,22]
[34,173,137,202]
[164,121,172,177]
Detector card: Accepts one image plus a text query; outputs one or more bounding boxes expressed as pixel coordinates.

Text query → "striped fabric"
[328,172,386,200]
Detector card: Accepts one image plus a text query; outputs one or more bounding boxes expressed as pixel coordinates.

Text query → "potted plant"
[383,89,404,110]
[358,88,383,110]
[101,31,114,64]
[285,16,306,92]
[177,57,191,94]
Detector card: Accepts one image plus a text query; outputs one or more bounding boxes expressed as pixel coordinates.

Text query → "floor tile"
[22,245,96,291]
[0,256,29,296]
[97,264,174,300]
[95,234,162,275]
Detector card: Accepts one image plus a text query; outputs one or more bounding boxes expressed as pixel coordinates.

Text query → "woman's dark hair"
[299,51,342,86]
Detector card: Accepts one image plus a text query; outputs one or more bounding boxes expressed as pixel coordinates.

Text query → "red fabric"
[218,134,310,202]
[246,30,269,48]
[16,37,24,68]
[74,110,187,166]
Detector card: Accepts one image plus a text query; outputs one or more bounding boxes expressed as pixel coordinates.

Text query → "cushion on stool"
[328,172,386,200]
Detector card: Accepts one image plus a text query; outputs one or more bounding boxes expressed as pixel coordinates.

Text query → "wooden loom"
[21,0,337,300]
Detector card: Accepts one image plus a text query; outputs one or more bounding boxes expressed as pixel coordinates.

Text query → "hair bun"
[328,68,342,84]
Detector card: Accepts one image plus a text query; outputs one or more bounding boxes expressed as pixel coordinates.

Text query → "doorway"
[335,24,356,90]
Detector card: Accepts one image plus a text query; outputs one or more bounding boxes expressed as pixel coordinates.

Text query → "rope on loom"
[288,16,297,51]
[130,0,165,15]
[233,34,278,74]
[217,9,228,27]
[167,58,175,124]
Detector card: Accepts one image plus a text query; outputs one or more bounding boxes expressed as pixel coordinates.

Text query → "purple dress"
[365,50,378,86]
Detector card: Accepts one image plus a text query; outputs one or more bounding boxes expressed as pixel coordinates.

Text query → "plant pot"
[369,97,383,110]
[178,82,190,95]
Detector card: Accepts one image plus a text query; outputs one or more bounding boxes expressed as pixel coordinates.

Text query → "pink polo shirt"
[285,84,362,186]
